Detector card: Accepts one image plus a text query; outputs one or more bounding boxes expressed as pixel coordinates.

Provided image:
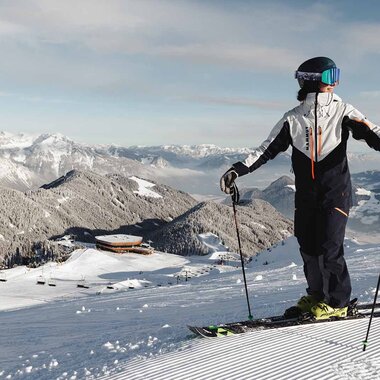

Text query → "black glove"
[220,168,238,194]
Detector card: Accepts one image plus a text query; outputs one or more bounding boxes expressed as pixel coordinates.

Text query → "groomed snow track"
[102,317,380,380]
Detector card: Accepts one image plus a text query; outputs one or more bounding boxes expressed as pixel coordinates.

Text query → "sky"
[0,0,380,149]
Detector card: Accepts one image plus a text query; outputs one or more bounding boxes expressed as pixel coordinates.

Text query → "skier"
[220,57,380,320]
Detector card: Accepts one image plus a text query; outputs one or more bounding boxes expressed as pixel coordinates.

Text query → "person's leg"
[294,208,324,301]
[299,252,325,301]
[318,207,351,308]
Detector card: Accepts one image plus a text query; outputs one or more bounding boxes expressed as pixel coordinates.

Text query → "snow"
[350,190,380,225]
[0,249,188,311]
[57,196,70,204]
[356,187,372,196]
[198,232,226,252]
[160,144,254,158]
[129,176,163,198]
[112,318,380,380]
[253,221,267,229]
[0,131,36,149]
[0,235,379,379]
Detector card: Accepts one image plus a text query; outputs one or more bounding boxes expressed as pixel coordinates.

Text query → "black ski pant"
[294,207,352,308]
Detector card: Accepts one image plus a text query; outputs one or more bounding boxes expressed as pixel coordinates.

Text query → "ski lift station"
[95,234,154,255]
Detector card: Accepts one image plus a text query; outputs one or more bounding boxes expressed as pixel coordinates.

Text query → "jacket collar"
[304,92,342,107]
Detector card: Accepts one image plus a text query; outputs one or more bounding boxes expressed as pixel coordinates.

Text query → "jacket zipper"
[318,126,323,156]
[313,93,319,180]
[309,127,315,180]
[314,93,318,165]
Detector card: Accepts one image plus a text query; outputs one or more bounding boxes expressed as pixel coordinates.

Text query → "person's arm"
[232,117,292,177]
[343,105,380,151]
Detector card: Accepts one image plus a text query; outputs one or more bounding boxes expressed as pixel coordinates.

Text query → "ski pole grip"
[231,183,240,204]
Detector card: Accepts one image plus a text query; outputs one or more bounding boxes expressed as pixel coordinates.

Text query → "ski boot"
[284,295,319,318]
[310,302,348,320]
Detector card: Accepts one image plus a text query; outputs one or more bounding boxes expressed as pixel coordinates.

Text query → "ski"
[188,300,380,338]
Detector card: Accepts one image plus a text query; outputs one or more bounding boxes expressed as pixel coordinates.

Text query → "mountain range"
[2,131,380,195]
[0,132,155,191]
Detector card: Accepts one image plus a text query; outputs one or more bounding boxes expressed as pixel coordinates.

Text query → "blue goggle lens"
[321,68,340,85]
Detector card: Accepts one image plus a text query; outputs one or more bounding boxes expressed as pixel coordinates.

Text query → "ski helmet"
[295,57,339,88]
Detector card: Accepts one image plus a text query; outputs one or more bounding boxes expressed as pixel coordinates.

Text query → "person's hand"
[220,168,238,194]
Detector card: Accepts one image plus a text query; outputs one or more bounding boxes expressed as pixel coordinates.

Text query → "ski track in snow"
[0,236,378,379]
[103,318,380,380]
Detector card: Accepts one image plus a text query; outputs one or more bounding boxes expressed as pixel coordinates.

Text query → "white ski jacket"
[232,92,380,209]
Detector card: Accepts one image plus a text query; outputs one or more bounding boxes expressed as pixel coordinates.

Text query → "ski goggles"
[295,67,340,85]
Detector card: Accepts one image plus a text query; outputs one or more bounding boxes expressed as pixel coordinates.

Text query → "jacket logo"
[305,127,310,150]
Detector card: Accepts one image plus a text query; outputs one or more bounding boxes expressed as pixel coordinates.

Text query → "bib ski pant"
[294,207,352,308]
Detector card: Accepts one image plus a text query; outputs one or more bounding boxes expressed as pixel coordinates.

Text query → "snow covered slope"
[108,318,380,380]
[0,235,378,379]
[0,248,189,311]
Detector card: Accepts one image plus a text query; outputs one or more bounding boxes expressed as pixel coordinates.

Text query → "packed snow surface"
[0,235,379,379]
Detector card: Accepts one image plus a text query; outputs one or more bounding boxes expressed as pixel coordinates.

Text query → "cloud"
[0,0,379,120]
[184,95,287,110]
[0,1,317,72]
[0,19,27,36]
[343,23,380,54]
[0,0,315,103]
[0,91,70,104]
[360,91,380,98]
[153,43,298,71]
[0,1,378,62]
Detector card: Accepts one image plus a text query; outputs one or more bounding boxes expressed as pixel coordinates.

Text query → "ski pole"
[363,273,380,352]
[231,185,253,320]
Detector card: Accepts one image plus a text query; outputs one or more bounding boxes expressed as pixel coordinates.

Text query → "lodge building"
[95,234,153,255]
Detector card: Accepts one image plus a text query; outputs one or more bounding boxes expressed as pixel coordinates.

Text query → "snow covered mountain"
[0,170,197,262]
[232,175,296,218]
[107,142,292,171]
[148,200,292,257]
[223,175,296,218]
[0,132,155,191]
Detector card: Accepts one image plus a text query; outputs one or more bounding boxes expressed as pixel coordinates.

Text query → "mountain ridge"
[148,199,292,257]
[1,130,380,196]
[0,170,197,263]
